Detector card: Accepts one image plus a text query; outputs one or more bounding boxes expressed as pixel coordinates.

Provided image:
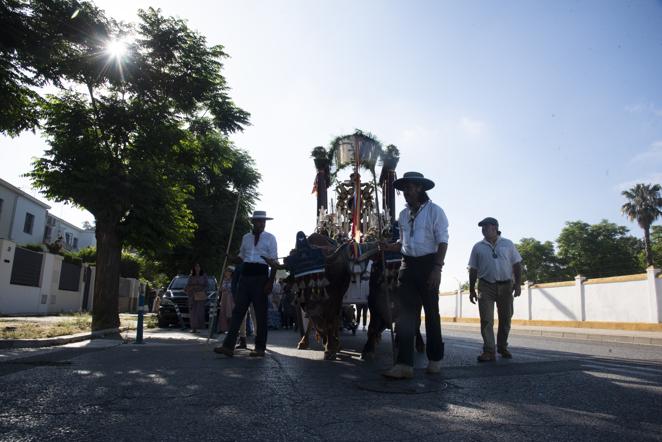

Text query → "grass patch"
[0,313,155,339]
[0,316,91,339]
[145,314,158,329]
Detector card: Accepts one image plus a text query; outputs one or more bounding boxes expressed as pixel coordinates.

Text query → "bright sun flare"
[106,39,127,59]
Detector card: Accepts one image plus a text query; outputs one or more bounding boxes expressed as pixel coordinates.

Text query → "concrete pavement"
[0,327,661,441]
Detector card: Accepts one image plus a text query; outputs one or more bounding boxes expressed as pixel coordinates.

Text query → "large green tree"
[556,220,643,278]
[621,183,662,267]
[516,238,565,283]
[151,123,260,278]
[24,4,253,330]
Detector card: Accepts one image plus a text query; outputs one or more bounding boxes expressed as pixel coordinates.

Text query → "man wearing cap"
[380,172,449,379]
[468,217,522,362]
[214,211,278,358]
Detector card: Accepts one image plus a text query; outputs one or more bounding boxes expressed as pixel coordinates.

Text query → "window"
[73,238,78,249]
[65,232,72,245]
[23,213,34,234]
[0,198,4,218]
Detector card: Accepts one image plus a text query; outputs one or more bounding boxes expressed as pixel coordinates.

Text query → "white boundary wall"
[0,239,138,315]
[439,267,662,324]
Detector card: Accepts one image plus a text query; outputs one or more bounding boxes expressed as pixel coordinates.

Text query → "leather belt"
[480,278,512,285]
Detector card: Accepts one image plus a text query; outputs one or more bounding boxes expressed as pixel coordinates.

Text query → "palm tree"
[621,183,662,266]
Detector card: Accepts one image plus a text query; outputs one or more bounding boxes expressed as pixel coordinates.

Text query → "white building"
[0,177,50,246]
[45,213,96,251]
[0,177,95,251]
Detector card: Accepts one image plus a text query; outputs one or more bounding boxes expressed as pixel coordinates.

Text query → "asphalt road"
[0,326,661,441]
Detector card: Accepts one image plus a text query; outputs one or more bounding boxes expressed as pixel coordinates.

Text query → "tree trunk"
[644,225,653,267]
[91,218,122,331]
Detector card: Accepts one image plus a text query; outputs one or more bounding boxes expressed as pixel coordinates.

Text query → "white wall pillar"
[525,281,532,320]
[39,253,56,315]
[455,289,463,319]
[575,275,586,321]
[646,266,661,323]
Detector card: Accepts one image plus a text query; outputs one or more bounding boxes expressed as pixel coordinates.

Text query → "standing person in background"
[379,172,449,379]
[214,211,278,357]
[468,217,522,362]
[185,263,207,333]
[218,266,235,333]
[279,279,296,330]
[267,278,283,329]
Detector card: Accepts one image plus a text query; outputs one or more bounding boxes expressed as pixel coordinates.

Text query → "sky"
[1,0,661,291]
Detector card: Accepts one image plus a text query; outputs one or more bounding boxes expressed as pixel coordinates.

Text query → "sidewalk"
[2,315,662,348]
[442,321,662,346]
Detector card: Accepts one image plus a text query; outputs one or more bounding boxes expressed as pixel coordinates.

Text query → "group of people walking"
[380,171,522,379]
[191,170,522,381]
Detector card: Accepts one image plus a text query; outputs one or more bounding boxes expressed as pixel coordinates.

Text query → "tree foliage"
[0,0,111,135]
[621,183,662,267]
[516,238,564,283]
[14,2,257,330]
[151,124,260,278]
[642,225,662,269]
[556,220,643,278]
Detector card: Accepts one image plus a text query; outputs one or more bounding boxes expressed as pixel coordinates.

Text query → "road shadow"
[0,328,660,441]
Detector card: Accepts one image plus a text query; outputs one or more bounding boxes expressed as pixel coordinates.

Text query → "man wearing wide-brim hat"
[214,210,278,358]
[380,171,449,379]
[468,217,522,362]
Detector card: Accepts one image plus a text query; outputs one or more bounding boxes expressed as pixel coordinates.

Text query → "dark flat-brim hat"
[393,171,435,191]
[250,210,273,220]
[478,217,499,227]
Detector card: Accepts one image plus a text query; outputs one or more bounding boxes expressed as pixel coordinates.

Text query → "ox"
[281,232,426,360]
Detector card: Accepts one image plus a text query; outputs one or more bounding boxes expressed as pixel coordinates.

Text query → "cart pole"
[207,189,242,343]
[372,173,396,365]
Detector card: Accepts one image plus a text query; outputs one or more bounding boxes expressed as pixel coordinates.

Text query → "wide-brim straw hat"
[393,171,435,191]
[250,210,273,220]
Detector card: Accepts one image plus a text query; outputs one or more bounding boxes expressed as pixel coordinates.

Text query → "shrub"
[62,252,82,265]
[76,247,97,263]
[120,253,143,279]
[22,243,45,252]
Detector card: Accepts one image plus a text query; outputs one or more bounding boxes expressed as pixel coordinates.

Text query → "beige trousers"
[477,280,514,353]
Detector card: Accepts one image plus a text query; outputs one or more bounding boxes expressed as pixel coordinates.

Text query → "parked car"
[157,275,218,328]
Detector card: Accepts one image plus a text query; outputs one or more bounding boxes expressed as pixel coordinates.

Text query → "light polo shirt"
[239,231,278,265]
[468,236,522,283]
[397,201,449,257]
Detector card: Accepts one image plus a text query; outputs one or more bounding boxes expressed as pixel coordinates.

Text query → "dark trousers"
[396,254,443,366]
[222,274,269,351]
